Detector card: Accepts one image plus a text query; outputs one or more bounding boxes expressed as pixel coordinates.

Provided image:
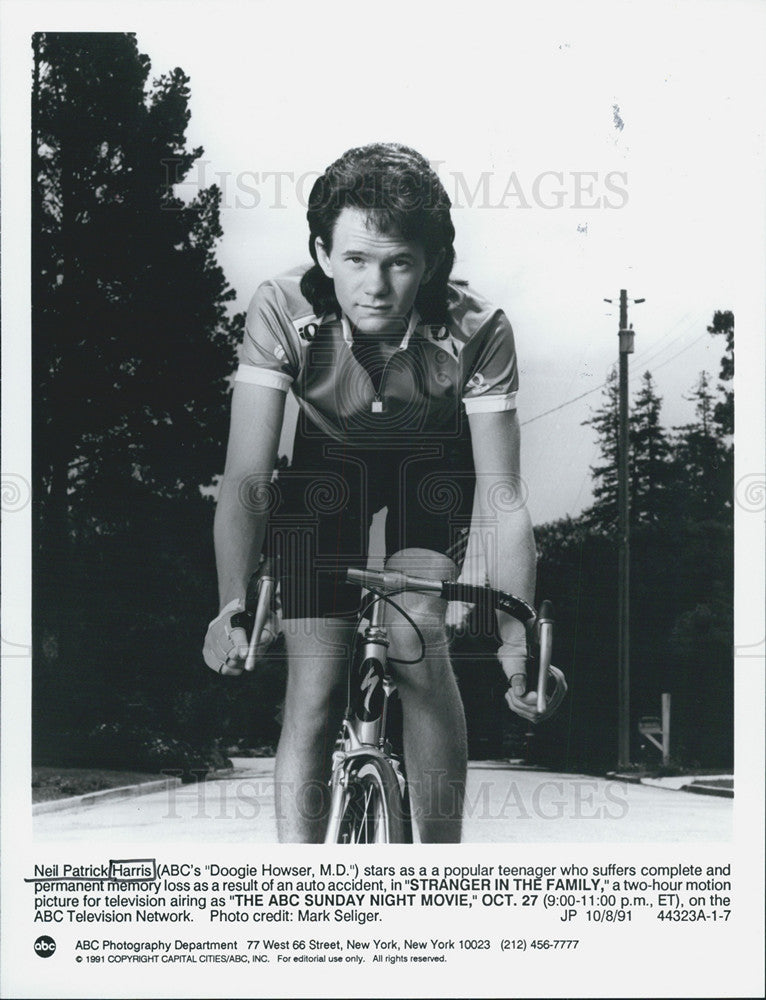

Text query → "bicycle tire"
[331,756,410,844]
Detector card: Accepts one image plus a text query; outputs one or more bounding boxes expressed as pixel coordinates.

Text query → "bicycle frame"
[324,594,410,844]
[243,560,559,843]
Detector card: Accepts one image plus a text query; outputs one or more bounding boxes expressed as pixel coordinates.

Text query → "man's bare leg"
[384,548,467,843]
[391,630,467,842]
[275,618,354,842]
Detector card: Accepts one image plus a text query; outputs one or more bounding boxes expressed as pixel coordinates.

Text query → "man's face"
[315,206,438,335]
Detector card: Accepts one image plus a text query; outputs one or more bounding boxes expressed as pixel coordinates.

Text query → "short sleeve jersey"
[235,266,519,443]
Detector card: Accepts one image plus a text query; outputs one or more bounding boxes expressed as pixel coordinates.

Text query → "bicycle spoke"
[326,756,408,844]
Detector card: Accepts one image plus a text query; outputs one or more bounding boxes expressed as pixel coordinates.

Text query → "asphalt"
[31,758,733,825]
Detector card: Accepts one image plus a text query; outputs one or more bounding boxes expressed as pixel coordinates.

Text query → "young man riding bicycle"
[203,143,565,843]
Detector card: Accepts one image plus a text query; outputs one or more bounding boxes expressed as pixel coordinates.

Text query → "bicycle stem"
[347,568,537,627]
[347,567,443,595]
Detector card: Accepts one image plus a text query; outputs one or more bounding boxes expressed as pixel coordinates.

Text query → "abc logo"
[34,935,56,958]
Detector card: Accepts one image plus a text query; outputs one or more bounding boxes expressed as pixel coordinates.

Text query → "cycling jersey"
[268,419,475,618]
[236,267,518,444]
[236,266,519,618]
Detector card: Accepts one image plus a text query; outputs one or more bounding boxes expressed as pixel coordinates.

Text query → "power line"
[630,310,708,372]
[644,330,710,376]
[521,382,607,426]
[628,307,702,368]
[521,326,710,427]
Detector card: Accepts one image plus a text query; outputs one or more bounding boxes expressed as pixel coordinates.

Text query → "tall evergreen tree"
[582,368,673,533]
[32,32,240,539]
[707,310,734,437]
[630,371,673,528]
[581,368,619,534]
[31,33,243,743]
[672,371,732,524]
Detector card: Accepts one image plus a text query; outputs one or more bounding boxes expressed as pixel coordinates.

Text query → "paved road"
[34,759,731,843]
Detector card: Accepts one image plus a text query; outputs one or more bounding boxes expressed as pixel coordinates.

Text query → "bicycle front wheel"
[331,756,409,844]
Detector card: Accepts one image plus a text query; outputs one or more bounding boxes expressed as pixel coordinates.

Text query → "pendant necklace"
[370,351,398,413]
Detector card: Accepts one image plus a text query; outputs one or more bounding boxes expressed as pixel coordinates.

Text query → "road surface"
[33,759,732,842]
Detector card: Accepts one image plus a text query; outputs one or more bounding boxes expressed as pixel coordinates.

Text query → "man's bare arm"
[467,408,536,617]
[468,408,550,722]
[214,381,286,609]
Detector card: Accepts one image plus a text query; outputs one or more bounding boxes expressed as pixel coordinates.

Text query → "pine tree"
[707,310,734,437]
[630,372,673,528]
[32,32,241,539]
[671,371,731,523]
[31,33,243,742]
[581,368,620,534]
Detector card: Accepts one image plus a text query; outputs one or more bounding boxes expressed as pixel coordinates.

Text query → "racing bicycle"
[243,559,558,844]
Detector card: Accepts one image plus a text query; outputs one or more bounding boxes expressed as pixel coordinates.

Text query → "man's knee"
[384,547,457,622]
[383,548,457,663]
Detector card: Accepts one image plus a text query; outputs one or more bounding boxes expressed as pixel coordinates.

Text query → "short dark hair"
[300,143,455,326]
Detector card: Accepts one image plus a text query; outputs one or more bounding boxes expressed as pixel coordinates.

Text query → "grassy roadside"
[32,766,168,803]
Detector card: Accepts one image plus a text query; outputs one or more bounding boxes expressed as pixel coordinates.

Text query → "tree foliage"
[630,372,674,528]
[536,314,734,772]
[582,369,675,533]
[708,310,734,437]
[33,32,241,536]
[31,33,249,760]
[671,371,732,525]
[581,369,619,533]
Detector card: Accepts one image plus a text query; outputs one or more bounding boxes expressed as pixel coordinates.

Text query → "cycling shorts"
[266,415,475,619]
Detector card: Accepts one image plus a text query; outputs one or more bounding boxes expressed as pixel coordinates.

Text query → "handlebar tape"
[439,581,536,625]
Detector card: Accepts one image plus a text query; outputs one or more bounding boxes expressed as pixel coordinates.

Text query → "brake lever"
[535,600,554,712]
[244,558,277,673]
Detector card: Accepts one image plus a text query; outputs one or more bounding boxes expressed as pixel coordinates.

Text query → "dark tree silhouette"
[33,33,240,533]
[581,368,619,534]
[671,371,732,524]
[536,312,734,773]
[708,310,734,437]
[663,330,734,765]
[582,368,673,533]
[630,371,674,529]
[31,33,244,759]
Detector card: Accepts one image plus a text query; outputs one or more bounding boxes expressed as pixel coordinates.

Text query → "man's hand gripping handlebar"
[202,558,280,676]
[501,599,565,724]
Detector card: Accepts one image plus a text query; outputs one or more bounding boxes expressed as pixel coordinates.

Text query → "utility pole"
[605,290,644,768]
[617,290,632,769]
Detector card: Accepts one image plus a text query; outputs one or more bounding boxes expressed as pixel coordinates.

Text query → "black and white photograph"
[1,0,764,997]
